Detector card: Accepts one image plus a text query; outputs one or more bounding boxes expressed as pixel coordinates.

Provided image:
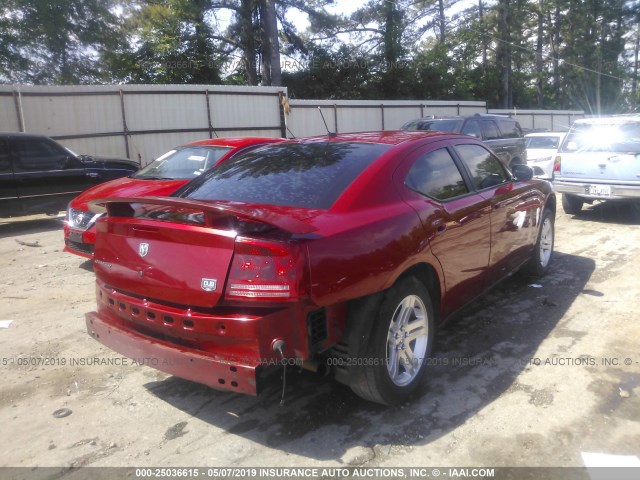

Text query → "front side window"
[179,142,391,209]
[134,146,233,180]
[405,148,468,201]
[455,144,508,190]
[12,138,68,171]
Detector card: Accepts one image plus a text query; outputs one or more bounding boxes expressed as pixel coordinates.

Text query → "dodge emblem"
[139,243,149,257]
[201,278,217,292]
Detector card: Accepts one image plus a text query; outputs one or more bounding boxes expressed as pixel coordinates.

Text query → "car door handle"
[86,172,99,178]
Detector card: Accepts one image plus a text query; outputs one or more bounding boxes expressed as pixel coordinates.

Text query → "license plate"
[68,230,83,243]
[587,185,611,197]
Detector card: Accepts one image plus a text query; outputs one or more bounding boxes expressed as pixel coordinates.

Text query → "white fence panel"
[124,92,209,132]
[0,95,20,131]
[488,109,585,131]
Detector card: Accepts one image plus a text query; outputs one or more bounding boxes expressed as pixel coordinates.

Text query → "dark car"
[85,131,555,405]
[0,133,139,218]
[401,114,527,168]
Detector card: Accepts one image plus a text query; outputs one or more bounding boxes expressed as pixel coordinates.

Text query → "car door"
[453,143,541,281]
[0,137,20,216]
[10,136,89,214]
[399,143,492,315]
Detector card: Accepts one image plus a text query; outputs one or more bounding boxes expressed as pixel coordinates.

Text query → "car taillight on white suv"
[225,238,306,301]
[553,155,561,174]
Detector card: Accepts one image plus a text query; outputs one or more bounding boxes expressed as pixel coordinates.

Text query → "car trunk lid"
[90,197,317,308]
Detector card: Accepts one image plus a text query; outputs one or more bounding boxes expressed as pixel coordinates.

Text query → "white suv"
[553,115,640,214]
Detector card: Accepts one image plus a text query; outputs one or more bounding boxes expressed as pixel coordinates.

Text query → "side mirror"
[511,164,534,181]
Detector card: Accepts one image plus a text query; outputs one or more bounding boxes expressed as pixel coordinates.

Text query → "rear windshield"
[134,146,232,180]
[178,142,391,209]
[402,119,463,133]
[526,136,561,149]
[560,122,640,153]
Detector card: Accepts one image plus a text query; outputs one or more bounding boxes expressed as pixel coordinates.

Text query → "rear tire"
[562,194,583,215]
[524,209,554,277]
[349,276,434,405]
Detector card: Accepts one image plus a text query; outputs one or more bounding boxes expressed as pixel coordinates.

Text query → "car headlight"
[67,208,103,230]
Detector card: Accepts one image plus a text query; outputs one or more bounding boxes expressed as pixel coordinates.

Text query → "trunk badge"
[201,278,218,292]
[139,243,149,257]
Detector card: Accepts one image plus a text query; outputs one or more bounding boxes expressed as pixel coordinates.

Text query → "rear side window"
[461,120,482,138]
[481,121,501,140]
[179,142,391,209]
[405,148,468,201]
[455,144,508,190]
[498,120,522,138]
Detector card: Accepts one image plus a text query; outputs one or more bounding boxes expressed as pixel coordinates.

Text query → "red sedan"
[64,137,284,258]
[85,131,555,405]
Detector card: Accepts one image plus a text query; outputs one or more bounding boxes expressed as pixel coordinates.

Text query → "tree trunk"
[261,0,281,86]
[240,0,258,85]
[535,0,544,108]
[438,0,445,43]
[498,0,512,108]
[479,0,487,75]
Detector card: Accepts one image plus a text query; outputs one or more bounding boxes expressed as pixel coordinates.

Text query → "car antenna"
[318,107,336,137]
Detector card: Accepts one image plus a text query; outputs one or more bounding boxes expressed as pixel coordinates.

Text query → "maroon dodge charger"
[85,131,555,405]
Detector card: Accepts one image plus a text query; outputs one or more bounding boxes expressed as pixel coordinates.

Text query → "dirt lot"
[1,200,639,471]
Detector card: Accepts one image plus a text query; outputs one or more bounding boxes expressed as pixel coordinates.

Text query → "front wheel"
[349,276,435,405]
[524,209,554,277]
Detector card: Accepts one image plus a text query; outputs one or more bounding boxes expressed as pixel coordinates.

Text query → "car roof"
[185,137,285,148]
[411,114,514,121]
[294,130,463,146]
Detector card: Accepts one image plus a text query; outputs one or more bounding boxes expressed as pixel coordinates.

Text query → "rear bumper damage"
[86,310,261,395]
[84,281,318,395]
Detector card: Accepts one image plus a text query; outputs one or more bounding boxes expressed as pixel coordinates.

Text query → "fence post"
[119,89,131,160]
[12,90,24,132]
[381,104,385,130]
[278,91,287,138]
[205,89,216,138]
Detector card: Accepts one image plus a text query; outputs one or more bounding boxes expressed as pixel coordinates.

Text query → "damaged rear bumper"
[86,310,261,395]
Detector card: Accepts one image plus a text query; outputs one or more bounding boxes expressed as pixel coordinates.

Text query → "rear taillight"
[226,238,305,301]
[553,155,561,173]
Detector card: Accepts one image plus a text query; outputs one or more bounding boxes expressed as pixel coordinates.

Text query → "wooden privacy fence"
[0,84,585,165]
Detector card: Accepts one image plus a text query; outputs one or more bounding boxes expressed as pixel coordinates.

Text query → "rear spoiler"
[88,197,317,235]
